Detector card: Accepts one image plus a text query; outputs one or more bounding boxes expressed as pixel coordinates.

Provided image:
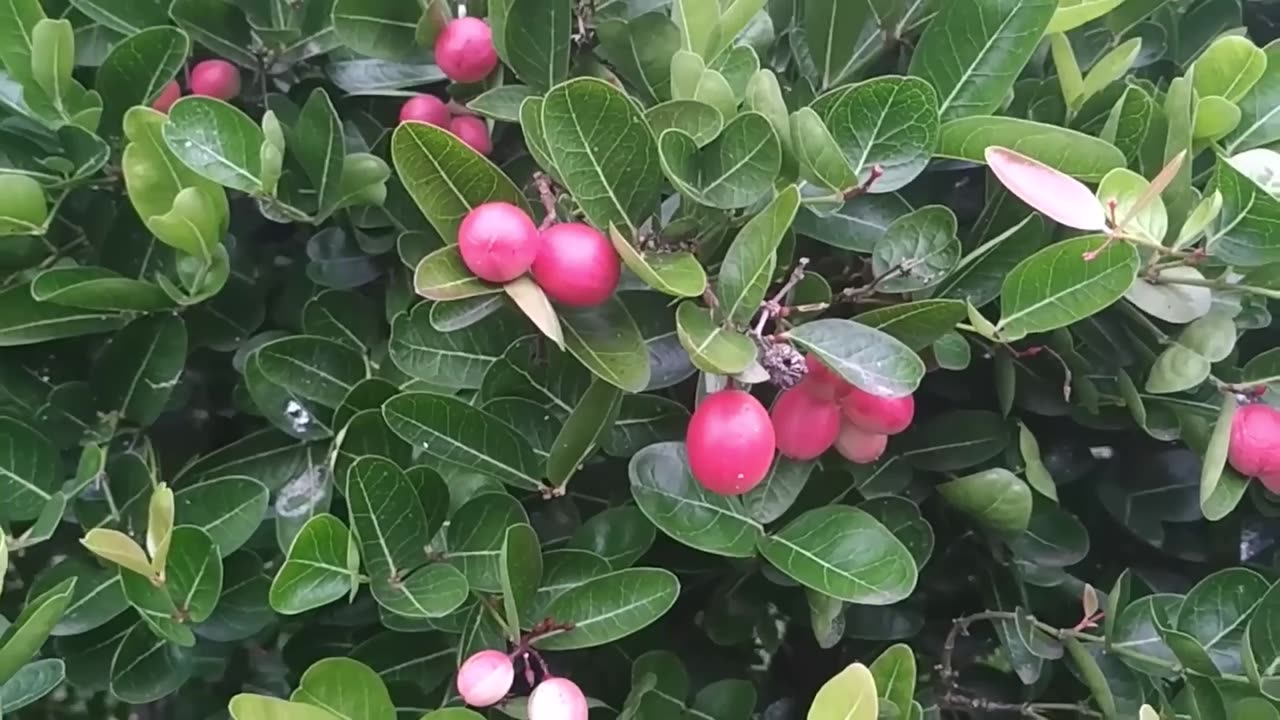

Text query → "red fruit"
[772,387,840,461]
[450,115,493,155]
[399,94,451,127]
[800,355,852,401]
[189,59,241,100]
[834,422,888,464]
[152,80,181,113]
[528,678,589,720]
[686,390,776,495]
[457,202,540,283]
[456,650,514,707]
[840,386,915,435]
[531,223,621,307]
[1229,403,1280,491]
[435,17,499,84]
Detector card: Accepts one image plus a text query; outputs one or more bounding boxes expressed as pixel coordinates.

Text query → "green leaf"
[173,476,269,557]
[0,283,127,346]
[595,13,681,105]
[794,194,914,252]
[996,236,1139,341]
[29,267,172,313]
[785,319,925,398]
[853,300,966,351]
[672,0,720,56]
[331,0,420,60]
[499,523,542,638]
[446,492,528,593]
[1225,40,1280,154]
[646,100,724,147]
[560,298,652,393]
[163,97,266,194]
[1208,155,1280,267]
[164,525,222,623]
[294,88,345,219]
[609,227,707,298]
[0,577,76,684]
[502,0,572,91]
[389,305,528,389]
[1047,0,1126,33]
[1016,422,1058,502]
[604,395,691,458]
[716,185,801,324]
[869,644,916,715]
[0,657,63,714]
[534,568,679,650]
[938,469,1033,535]
[30,559,126,637]
[900,409,1009,471]
[168,0,255,67]
[91,314,186,426]
[95,26,189,136]
[292,657,396,720]
[541,77,663,232]
[109,620,191,703]
[81,529,153,579]
[1193,36,1267,104]
[791,107,857,192]
[0,418,57,522]
[939,116,1126,181]
[804,0,884,89]
[0,0,42,86]
[760,506,917,605]
[1178,568,1270,675]
[742,456,816,525]
[231,694,344,720]
[467,85,539,122]
[565,506,655,570]
[675,302,757,375]
[629,442,764,558]
[269,514,358,615]
[546,378,622,487]
[254,335,366,410]
[30,19,74,106]
[908,0,1056,122]
[659,113,781,209]
[808,662,877,720]
[871,205,960,293]
[930,214,1043,308]
[0,175,47,235]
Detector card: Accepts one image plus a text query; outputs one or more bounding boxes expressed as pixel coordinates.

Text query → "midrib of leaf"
[400,128,473,231]
[351,475,400,578]
[0,466,51,500]
[701,131,771,195]
[384,404,537,486]
[114,322,163,418]
[764,531,891,595]
[179,551,214,612]
[560,88,633,229]
[938,3,1024,117]
[172,130,261,188]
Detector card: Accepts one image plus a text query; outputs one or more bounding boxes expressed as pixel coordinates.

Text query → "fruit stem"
[753,258,810,335]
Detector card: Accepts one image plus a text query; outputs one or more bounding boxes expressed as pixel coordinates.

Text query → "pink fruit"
[1229,403,1280,491]
[399,94,451,127]
[686,390,776,495]
[450,115,493,155]
[435,17,499,84]
[189,59,241,100]
[772,387,840,461]
[456,650,514,707]
[527,678,589,720]
[835,422,888,464]
[800,355,852,401]
[530,223,621,307]
[840,386,915,435]
[457,202,540,283]
[152,80,181,113]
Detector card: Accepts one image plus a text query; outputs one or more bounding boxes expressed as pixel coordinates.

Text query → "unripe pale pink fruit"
[840,386,915,435]
[835,422,888,464]
[528,677,589,720]
[399,94,451,127]
[456,650,514,707]
[450,115,493,155]
[800,355,852,402]
[435,18,499,84]
[457,202,540,283]
[1229,403,1280,491]
[772,387,840,461]
[152,80,181,113]
[530,223,621,307]
[189,59,241,100]
[686,390,776,495]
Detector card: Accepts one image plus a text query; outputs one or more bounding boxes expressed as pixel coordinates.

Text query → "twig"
[533,173,560,230]
[844,164,885,201]
[753,258,810,335]
[941,693,1103,719]
[1151,272,1280,300]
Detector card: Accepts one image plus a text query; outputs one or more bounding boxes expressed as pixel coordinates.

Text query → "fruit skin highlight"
[399,94,451,127]
[686,390,776,495]
[456,650,515,708]
[531,222,621,307]
[189,59,241,100]
[1229,403,1280,491]
[527,678,589,720]
[835,422,888,464]
[457,202,541,283]
[450,115,493,155]
[435,17,500,84]
[152,81,182,113]
[840,386,915,436]
[772,386,840,461]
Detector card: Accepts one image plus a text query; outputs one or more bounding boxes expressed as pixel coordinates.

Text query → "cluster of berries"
[151,59,242,112]
[457,650,587,720]
[397,16,504,154]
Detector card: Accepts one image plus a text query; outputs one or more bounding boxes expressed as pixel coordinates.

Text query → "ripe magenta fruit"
[772,387,840,461]
[189,59,241,100]
[1229,403,1280,491]
[527,678,589,720]
[399,94,451,127]
[450,115,493,155]
[530,223,621,307]
[457,202,540,283]
[435,17,499,84]
[835,422,888,464]
[456,650,514,707]
[152,80,181,113]
[800,355,852,401]
[686,390,776,495]
[840,386,915,435]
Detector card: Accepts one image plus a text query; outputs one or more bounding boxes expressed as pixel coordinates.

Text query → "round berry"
[835,422,888,464]
[1229,403,1280,491]
[772,386,840,461]
[435,17,499,84]
[528,678,589,720]
[457,202,540,283]
[399,94,451,127]
[800,355,852,401]
[686,390,776,495]
[152,80,181,113]
[840,386,915,435]
[530,223,621,307]
[189,59,241,100]
[450,115,493,155]
[456,650,514,708]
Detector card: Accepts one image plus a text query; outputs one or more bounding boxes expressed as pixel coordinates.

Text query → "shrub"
[0,1,1278,719]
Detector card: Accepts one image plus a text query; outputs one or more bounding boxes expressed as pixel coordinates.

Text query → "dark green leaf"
[269,514,357,615]
[560,298,652,393]
[534,568,679,650]
[173,476,268,557]
[658,112,781,209]
[996,235,1139,340]
[0,417,58,522]
[445,492,529,593]
[938,469,1033,535]
[811,76,940,191]
[871,206,961,293]
[785,319,925,398]
[502,0,572,91]
[163,97,266,193]
[96,27,188,136]
[331,0,421,60]
[939,116,1127,180]
[900,409,1009,471]
[716,185,801,325]
[91,314,186,426]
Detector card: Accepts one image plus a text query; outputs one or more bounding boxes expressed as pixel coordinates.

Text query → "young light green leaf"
[808,663,877,720]
[938,469,1033,535]
[163,97,266,193]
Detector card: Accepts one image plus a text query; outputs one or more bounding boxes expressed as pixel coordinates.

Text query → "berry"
[528,678,589,720]
[800,355,851,401]
[530,223,621,307]
[399,94,451,127]
[435,18,499,84]
[835,422,888,464]
[840,386,915,435]
[152,80,182,113]
[457,202,540,283]
[450,115,493,155]
[456,650,514,707]
[1229,403,1280,491]
[686,390,776,495]
[189,60,241,100]
[772,387,840,461]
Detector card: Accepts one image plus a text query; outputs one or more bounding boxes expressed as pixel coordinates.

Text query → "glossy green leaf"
[0,417,58,522]
[0,577,76,684]
[389,305,529,390]
[534,568,679,650]
[646,100,724,147]
[854,300,966,352]
[109,621,191,703]
[659,112,781,209]
[269,514,358,615]
[609,227,707,298]
[675,302,757,375]
[871,205,961,293]
[230,694,344,720]
[445,492,528,593]
[869,644,916,715]
[163,97,266,194]
[1208,155,1280,267]
[804,0,883,89]
[900,409,1009,471]
[559,297,652,393]
[331,0,421,60]
[0,283,127,347]
[595,13,681,105]
[939,116,1126,181]
[717,185,800,324]
[499,523,542,639]
[164,525,222,623]
[503,0,572,91]
[996,236,1139,340]
[292,657,395,720]
[95,26,189,136]
[1193,36,1267,104]
[939,469,1033,535]
[785,319,925,398]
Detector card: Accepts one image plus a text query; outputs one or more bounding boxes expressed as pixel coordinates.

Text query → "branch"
[533,173,560,230]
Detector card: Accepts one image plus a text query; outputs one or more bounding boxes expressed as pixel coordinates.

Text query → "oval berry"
[772,387,840,461]
[800,355,851,401]
[189,59,241,100]
[531,222,621,307]
[686,390,776,495]
[456,650,514,708]
[1229,403,1280,491]
[435,17,500,84]
[450,115,493,155]
[399,94,451,127]
[834,422,888,465]
[457,202,540,283]
[528,678,589,720]
[152,80,182,113]
[840,386,915,435]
